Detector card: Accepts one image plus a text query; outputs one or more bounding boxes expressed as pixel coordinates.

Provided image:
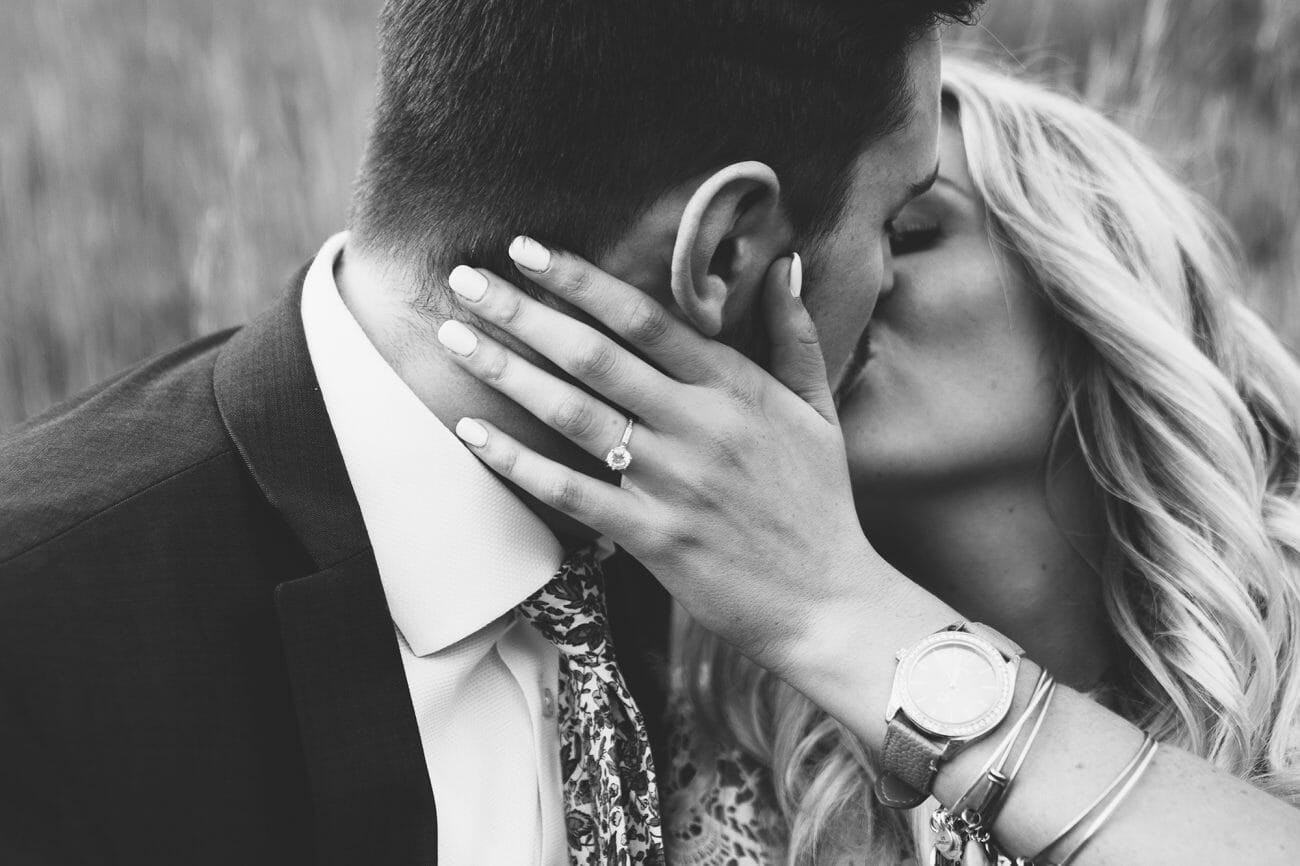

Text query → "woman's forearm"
[786,569,1300,864]
[944,681,1300,863]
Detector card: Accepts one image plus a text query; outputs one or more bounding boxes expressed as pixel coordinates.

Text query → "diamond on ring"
[605,445,632,472]
[604,417,636,473]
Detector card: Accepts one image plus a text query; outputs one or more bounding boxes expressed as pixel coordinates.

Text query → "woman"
[437,59,1300,863]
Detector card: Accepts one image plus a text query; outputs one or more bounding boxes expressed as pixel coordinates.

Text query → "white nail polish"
[437,320,478,356]
[508,236,551,272]
[456,418,489,448]
[448,266,488,302]
[789,253,803,300]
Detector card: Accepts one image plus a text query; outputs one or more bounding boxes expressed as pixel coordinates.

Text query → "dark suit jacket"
[0,267,671,865]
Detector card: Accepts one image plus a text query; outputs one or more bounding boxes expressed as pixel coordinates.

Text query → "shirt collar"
[300,231,564,656]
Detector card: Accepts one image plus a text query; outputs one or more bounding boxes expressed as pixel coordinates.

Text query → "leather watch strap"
[965,621,1024,658]
[874,718,948,808]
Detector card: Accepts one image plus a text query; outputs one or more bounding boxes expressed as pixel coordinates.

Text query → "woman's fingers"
[453,416,636,539]
[506,236,723,384]
[448,265,675,423]
[437,318,658,467]
[762,255,838,424]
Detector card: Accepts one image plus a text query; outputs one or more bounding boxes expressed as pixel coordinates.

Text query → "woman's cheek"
[869,257,1051,479]
[954,276,1061,469]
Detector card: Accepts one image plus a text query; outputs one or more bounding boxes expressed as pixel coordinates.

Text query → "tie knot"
[519,547,612,662]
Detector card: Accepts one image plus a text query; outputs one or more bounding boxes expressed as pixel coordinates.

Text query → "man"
[0,1,979,863]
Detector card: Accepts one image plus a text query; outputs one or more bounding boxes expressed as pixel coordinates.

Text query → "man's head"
[350,1,980,359]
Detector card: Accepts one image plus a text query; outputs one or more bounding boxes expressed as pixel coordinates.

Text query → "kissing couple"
[4,1,1300,864]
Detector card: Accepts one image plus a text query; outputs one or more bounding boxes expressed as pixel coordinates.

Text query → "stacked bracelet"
[929,668,1058,865]
[928,709,1161,866]
[1028,734,1159,866]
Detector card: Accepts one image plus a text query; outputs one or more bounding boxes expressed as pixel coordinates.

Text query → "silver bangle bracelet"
[1032,733,1160,866]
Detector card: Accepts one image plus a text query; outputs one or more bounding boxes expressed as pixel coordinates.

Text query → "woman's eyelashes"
[887,217,941,256]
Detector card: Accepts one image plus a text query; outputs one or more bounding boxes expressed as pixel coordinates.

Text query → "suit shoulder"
[0,329,242,563]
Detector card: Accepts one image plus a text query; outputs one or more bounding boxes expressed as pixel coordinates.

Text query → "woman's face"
[837,114,1062,496]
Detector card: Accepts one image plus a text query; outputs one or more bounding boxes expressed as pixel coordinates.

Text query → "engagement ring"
[605,417,635,473]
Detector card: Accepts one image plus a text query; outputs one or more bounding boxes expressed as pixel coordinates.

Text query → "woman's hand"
[436,236,920,678]
[431,239,1300,866]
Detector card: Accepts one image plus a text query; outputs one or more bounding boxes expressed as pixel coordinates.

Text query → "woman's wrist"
[778,545,960,753]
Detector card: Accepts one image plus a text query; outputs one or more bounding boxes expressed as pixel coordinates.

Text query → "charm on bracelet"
[929,806,998,866]
[930,808,964,864]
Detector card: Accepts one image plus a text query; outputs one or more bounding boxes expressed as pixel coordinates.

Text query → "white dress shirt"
[301,231,568,866]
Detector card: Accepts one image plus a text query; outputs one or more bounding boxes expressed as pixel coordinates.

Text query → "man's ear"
[670,161,791,337]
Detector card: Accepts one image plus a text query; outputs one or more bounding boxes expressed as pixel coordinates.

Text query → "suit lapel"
[274,554,438,865]
[213,268,438,865]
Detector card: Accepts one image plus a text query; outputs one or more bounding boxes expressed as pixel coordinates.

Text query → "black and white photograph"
[2,1,1299,863]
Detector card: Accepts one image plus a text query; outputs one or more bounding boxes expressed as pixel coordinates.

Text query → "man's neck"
[856,459,1116,691]
[334,243,602,546]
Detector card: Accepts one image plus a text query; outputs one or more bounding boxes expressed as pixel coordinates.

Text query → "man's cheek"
[819,299,873,378]
[718,308,769,367]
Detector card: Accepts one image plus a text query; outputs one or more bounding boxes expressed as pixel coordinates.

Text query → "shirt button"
[542,688,556,718]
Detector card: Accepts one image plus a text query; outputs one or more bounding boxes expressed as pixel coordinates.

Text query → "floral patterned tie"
[518,548,665,866]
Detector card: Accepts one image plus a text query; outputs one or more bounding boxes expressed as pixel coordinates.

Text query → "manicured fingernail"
[437,320,478,356]
[448,266,488,302]
[508,235,551,272]
[456,418,489,448]
[789,253,803,300]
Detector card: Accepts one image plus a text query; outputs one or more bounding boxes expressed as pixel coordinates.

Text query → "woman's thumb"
[762,255,836,422]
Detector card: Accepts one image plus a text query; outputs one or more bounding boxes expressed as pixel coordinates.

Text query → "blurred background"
[1,0,1297,430]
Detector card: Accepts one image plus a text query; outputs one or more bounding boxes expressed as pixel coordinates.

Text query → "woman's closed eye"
[887,216,941,256]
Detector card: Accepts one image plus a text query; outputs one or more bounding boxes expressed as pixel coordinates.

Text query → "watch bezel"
[894,630,1016,739]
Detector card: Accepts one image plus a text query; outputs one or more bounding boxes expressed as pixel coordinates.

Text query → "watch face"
[898,632,1015,738]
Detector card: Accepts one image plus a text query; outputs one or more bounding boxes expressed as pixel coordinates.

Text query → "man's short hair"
[350,0,981,303]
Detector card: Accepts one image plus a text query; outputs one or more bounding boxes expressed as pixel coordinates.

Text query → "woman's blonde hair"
[675,56,1300,863]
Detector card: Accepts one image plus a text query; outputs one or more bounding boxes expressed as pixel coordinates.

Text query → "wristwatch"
[874,622,1023,809]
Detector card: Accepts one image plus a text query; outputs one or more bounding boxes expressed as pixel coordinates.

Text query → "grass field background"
[2,0,1296,429]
